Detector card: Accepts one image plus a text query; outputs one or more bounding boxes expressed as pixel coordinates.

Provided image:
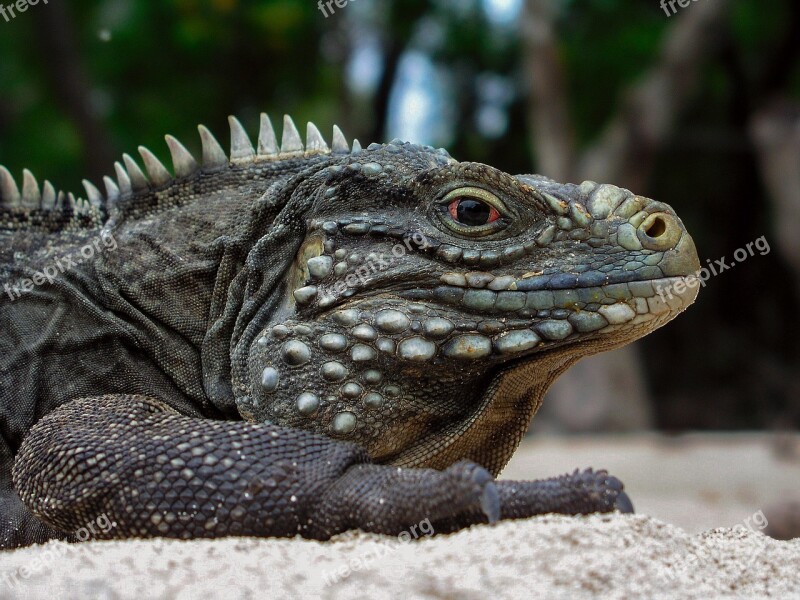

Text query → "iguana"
[0,114,700,549]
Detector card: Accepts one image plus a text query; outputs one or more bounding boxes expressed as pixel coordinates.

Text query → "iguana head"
[232,122,700,474]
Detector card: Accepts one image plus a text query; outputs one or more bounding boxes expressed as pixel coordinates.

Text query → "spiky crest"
[0,114,355,229]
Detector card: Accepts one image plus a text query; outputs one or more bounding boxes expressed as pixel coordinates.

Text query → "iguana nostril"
[645,216,666,238]
[637,212,681,250]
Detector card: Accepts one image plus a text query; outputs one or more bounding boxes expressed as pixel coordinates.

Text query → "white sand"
[1,434,798,600]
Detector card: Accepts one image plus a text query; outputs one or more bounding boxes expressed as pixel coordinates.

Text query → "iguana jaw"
[238,236,699,469]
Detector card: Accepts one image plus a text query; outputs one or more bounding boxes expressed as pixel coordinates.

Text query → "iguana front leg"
[12,396,501,540]
[13,396,630,541]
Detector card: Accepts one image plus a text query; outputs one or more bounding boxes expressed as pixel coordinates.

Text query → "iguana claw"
[614,491,635,514]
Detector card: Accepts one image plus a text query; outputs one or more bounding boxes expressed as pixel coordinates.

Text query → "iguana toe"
[593,470,634,513]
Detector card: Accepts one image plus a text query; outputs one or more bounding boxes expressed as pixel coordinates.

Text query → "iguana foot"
[497,468,635,520]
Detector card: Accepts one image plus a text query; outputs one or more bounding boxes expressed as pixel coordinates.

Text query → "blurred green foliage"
[0,0,796,185]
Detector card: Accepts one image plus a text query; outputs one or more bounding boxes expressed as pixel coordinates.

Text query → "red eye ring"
[448,198,500,226]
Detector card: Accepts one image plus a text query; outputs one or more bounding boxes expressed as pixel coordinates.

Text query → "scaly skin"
[0,115,699,548]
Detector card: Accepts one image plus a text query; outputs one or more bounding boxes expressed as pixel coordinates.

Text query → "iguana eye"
[437,187,509,236]
[448,198,500,226]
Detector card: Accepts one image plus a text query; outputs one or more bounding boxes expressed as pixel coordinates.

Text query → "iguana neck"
[88,162,333,413]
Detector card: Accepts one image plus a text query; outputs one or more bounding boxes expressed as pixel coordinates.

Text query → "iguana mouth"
[308,273,700,363]
[399,272,700,319]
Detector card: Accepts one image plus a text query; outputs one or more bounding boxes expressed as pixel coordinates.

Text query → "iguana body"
[0,115,699,548]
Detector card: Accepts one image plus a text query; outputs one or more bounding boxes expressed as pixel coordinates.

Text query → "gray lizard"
[0,115,700,548]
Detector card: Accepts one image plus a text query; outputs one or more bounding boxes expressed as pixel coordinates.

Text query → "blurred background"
[0,0,798,437]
